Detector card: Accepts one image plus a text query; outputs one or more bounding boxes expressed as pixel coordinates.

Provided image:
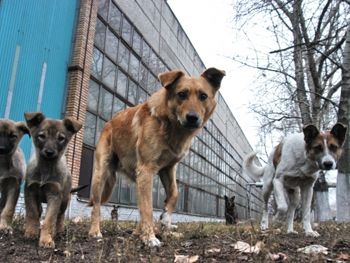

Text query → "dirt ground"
[0,216,349,263]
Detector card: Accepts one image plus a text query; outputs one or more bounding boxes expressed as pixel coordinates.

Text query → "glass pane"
[148,73,157,94]
[139,64,148,88]
[113,96,126,115]
[99,88,113,119]
[118,42,129,72]
[129,53,139,81]
[158,185,166,209]
[87,79,99,112]
[83,112,97,146]
[131,185,137,205]
[138,87,147,104]
[142,41,150,64]
[122,18,132,44]
[158,60,166,74]
[102,58,116,89]
[149,49,158,73]
[176,183,184,212]
[94,18,106,50]
[133,31,142,56]
[106,29,118,61]
[128,80,138,105]
[120,177,131,204]
[91,48,103,80]
[109,3,122,34]
[98,0,109,21]
[96,118,107,146]
[116,69,128,98]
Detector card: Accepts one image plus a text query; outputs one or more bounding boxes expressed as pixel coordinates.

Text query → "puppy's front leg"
[159,166,178,229]
[0,178,20,232]
[300,183,319,237]
[136,167,160,246]
[39,184,62,248]
[24,184,41,238]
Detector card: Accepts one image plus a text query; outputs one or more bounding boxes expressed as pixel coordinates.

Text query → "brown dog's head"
[0,119,29,156]
[158,68,226,130]
[303,123,347,170]
[24,112,83,161]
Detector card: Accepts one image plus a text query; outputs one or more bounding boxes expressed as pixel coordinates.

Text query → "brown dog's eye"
[10,134,17,141]
[177,92,187,100]
[330,144,338,152]
[199,93,208,101]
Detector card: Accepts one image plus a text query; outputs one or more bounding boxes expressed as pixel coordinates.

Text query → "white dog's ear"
[331,123,348,146]
[303,124,320,144]
[158,70,185,90]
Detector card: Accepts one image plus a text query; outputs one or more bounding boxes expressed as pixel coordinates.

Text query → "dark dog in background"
[224,195,238,225]
[24,112,82,248]
[0,119,29,232]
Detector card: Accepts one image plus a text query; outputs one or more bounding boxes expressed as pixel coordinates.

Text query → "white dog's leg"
[261,182,273,231]
[272,178,288,227]
[286,187,300,234]
[300,184,319,237]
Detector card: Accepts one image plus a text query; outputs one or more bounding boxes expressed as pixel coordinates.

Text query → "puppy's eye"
[10,134,17,141]
[38,134,46,140]
[58,136,66,143]
[177,92,187,100]
[330,144,338,152]
[313,145,323,154]
[199,93,208,101]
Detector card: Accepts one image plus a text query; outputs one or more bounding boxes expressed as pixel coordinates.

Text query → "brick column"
[65,0,98,187]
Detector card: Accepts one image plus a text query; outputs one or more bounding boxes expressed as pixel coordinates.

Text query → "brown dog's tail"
[86,172,117,207]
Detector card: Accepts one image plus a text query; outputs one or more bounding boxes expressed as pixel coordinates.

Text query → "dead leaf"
[233,241,263,254]
[269,252,288,261]
[206,248,221,253]
[174,254,199,263]
[181,241,193,247]
[72,217,83,223]
[337,252,350,260]
[297,244,328,255]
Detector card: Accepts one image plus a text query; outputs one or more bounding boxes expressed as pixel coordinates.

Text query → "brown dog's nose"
[186,112,199,124]
[45,149,55,157]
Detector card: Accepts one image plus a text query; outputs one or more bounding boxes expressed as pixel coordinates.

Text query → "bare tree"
[337,22,350,222]
[231,0,349,221]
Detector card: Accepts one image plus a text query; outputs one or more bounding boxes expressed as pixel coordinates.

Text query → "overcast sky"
[167,0,259,147]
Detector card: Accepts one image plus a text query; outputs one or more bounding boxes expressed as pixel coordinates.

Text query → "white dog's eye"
[330,144,338,152]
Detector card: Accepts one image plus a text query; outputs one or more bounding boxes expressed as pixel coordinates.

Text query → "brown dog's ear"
[303,124,320,144]
[63,117,83,134]
[158,70,185,90]
[24,112,46,129]
[16,121,30,137]
[201,67,226,90]
[330,123,348,146]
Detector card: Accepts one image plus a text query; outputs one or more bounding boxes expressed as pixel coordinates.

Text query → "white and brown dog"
[243,123,347,236]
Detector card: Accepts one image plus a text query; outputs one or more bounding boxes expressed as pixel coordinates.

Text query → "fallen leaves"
[297,244,328,255]
[174,254,199,263]
[232,241,264,254]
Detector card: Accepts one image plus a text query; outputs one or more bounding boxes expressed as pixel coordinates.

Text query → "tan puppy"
[24,112,82,248]
[88,68,226,246]
[0,119,29,232]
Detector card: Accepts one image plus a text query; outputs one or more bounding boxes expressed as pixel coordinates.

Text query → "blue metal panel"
[0,0,78,160]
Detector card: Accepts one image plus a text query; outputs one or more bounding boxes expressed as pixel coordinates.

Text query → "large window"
[79,0,241,218]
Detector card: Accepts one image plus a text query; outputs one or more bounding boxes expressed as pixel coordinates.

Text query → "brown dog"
[24,112,82,248]
[88,68,226,246]
[0,119,29,232]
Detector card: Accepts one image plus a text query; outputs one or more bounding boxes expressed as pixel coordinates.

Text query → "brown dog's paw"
[25,228,39,239]
[88,228,103,238]
[39,235,55,248]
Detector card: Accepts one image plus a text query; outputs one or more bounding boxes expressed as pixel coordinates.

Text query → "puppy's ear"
[224,195,228,201]
[63,117,83,134]
[201,68,226,90]
[16,121,30,137]
[158,70,185,90]
[24,112,46,129]
[330,123,348,146]
[303,124,320,144]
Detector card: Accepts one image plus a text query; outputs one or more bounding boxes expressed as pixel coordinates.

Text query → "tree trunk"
[313,171,332,221]
[336,23,350,222]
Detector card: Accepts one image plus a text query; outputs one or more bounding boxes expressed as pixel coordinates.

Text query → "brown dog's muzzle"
[181,112,201,129]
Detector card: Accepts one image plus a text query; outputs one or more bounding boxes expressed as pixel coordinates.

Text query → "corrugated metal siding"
[0,0,78,160]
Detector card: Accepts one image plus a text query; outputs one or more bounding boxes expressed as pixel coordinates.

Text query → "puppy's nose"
[45,149,55,157]
[186,112,199,124]
[0,146,5,155]
[323,161,333,170]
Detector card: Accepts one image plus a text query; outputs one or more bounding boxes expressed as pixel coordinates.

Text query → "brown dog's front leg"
[24,183,41,238]
[136,167,160,246]
[0,178,20,232]
[159,166,178,229]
